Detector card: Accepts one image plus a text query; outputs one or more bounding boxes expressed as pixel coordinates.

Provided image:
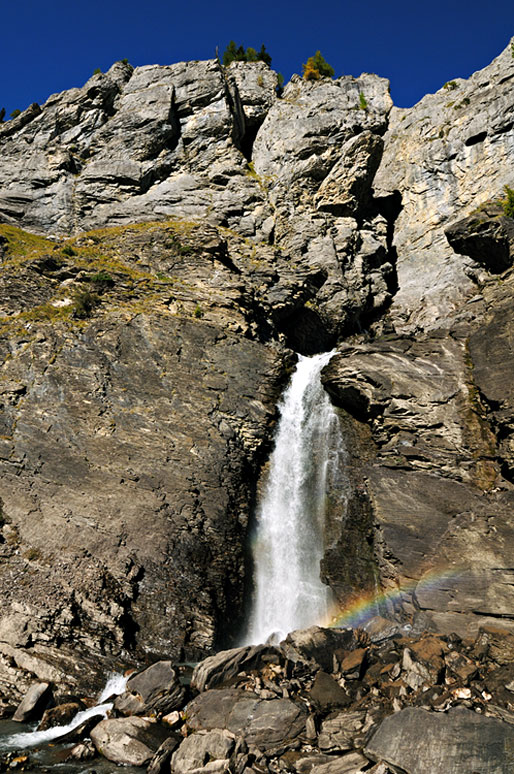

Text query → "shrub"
[0,108,5,123]
[302,51,335,81]
[193,304,204,318]
[90,270,114,287]
[443,80,458,90]
[502,185,514,218]
[10,109,21,119]
[73,289,99,318]
[222,41,272,67]
[93,67,102,75]
[62,244,76,257]
[359,92,368,110]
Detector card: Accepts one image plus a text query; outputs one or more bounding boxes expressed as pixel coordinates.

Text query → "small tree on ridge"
[302,51,335,81]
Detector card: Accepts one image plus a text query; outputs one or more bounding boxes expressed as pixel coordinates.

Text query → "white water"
[243,351,346,645]
[0,672,129,750]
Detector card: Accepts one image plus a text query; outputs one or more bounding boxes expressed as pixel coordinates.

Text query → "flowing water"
[243,351,346,645]
[0,672,129,752]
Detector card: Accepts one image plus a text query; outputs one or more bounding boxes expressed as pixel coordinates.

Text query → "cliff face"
[0,41,514,700]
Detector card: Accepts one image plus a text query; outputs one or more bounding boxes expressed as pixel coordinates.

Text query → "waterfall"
[243,351,346,645]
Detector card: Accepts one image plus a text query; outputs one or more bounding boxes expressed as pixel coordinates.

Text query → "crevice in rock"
[239,122,261,163]
[465,131,487,147]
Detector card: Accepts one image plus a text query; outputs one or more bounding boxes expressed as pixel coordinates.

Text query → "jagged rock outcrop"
[374,40,514,333]
[0,52,400,694]
[320,37,514,639]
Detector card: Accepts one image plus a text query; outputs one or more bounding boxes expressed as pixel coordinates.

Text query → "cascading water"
[243,351,346,645]
[0,672,129,751]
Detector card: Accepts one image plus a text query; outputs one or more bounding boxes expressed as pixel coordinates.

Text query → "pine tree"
[222,42,272,67]
[302,51,335,81]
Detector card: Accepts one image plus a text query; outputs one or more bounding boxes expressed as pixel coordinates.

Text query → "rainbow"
[324,566,465,630]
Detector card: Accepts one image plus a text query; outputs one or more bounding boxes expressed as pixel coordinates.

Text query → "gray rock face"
[115,660,184,716]
[191,645,281,692]
[0,60,275,240]
[185,688,307,753]
[0,60,395,345]
[322,311,514,636]
[12,681,52,722]
[365,706,514,773]
[90,715,171,767]
[0,221,300,680]
[171,729,239,774]
[374,38,514,333]
[445,202,514,273]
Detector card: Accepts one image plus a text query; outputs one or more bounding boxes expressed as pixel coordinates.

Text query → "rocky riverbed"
[2,621,514,773]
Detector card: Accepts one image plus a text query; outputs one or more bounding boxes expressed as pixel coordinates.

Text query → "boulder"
[318,711,367,752]
[171,729,239,774]
[310,752,370,774]
[191,645,281,692]
[309,672,351,712]
[365,706,514,773]
[38,701,83,730]
[147,734,182,774]
[12,682,53,722]
[282,627,366,671]
[65,740,97,762]
[114,660,185,716]
[185,688,307,754]
[445,204,514,273]
[90,716,171,767]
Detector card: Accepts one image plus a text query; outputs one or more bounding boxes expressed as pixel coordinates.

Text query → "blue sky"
[2,0,513,117]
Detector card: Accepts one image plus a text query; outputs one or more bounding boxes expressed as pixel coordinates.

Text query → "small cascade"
[243,351,346,645]
[0,672,129,750]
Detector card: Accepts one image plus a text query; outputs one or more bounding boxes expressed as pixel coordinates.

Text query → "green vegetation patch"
[502,185,514,218]
[222,41,272,67]
[0,224,55,261]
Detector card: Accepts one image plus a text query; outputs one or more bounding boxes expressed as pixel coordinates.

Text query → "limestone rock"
[191,645,281,692]
[171,729,238,774]
[374,37,514,333]
[310,752,370,774]
[316,131,384,216]
[445,203,514,273]
[12,682,53,722]
[114,660,184,716]
[38,701,83,730]
[365,706,514,773]
[282,627,366,672]
[184,688,307,753]
[147,734,184,774]
[318,711,367,752]
[309,672,351,712]
[90,716,171,767]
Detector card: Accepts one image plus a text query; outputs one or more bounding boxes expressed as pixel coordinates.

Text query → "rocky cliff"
[0,39,514,711]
